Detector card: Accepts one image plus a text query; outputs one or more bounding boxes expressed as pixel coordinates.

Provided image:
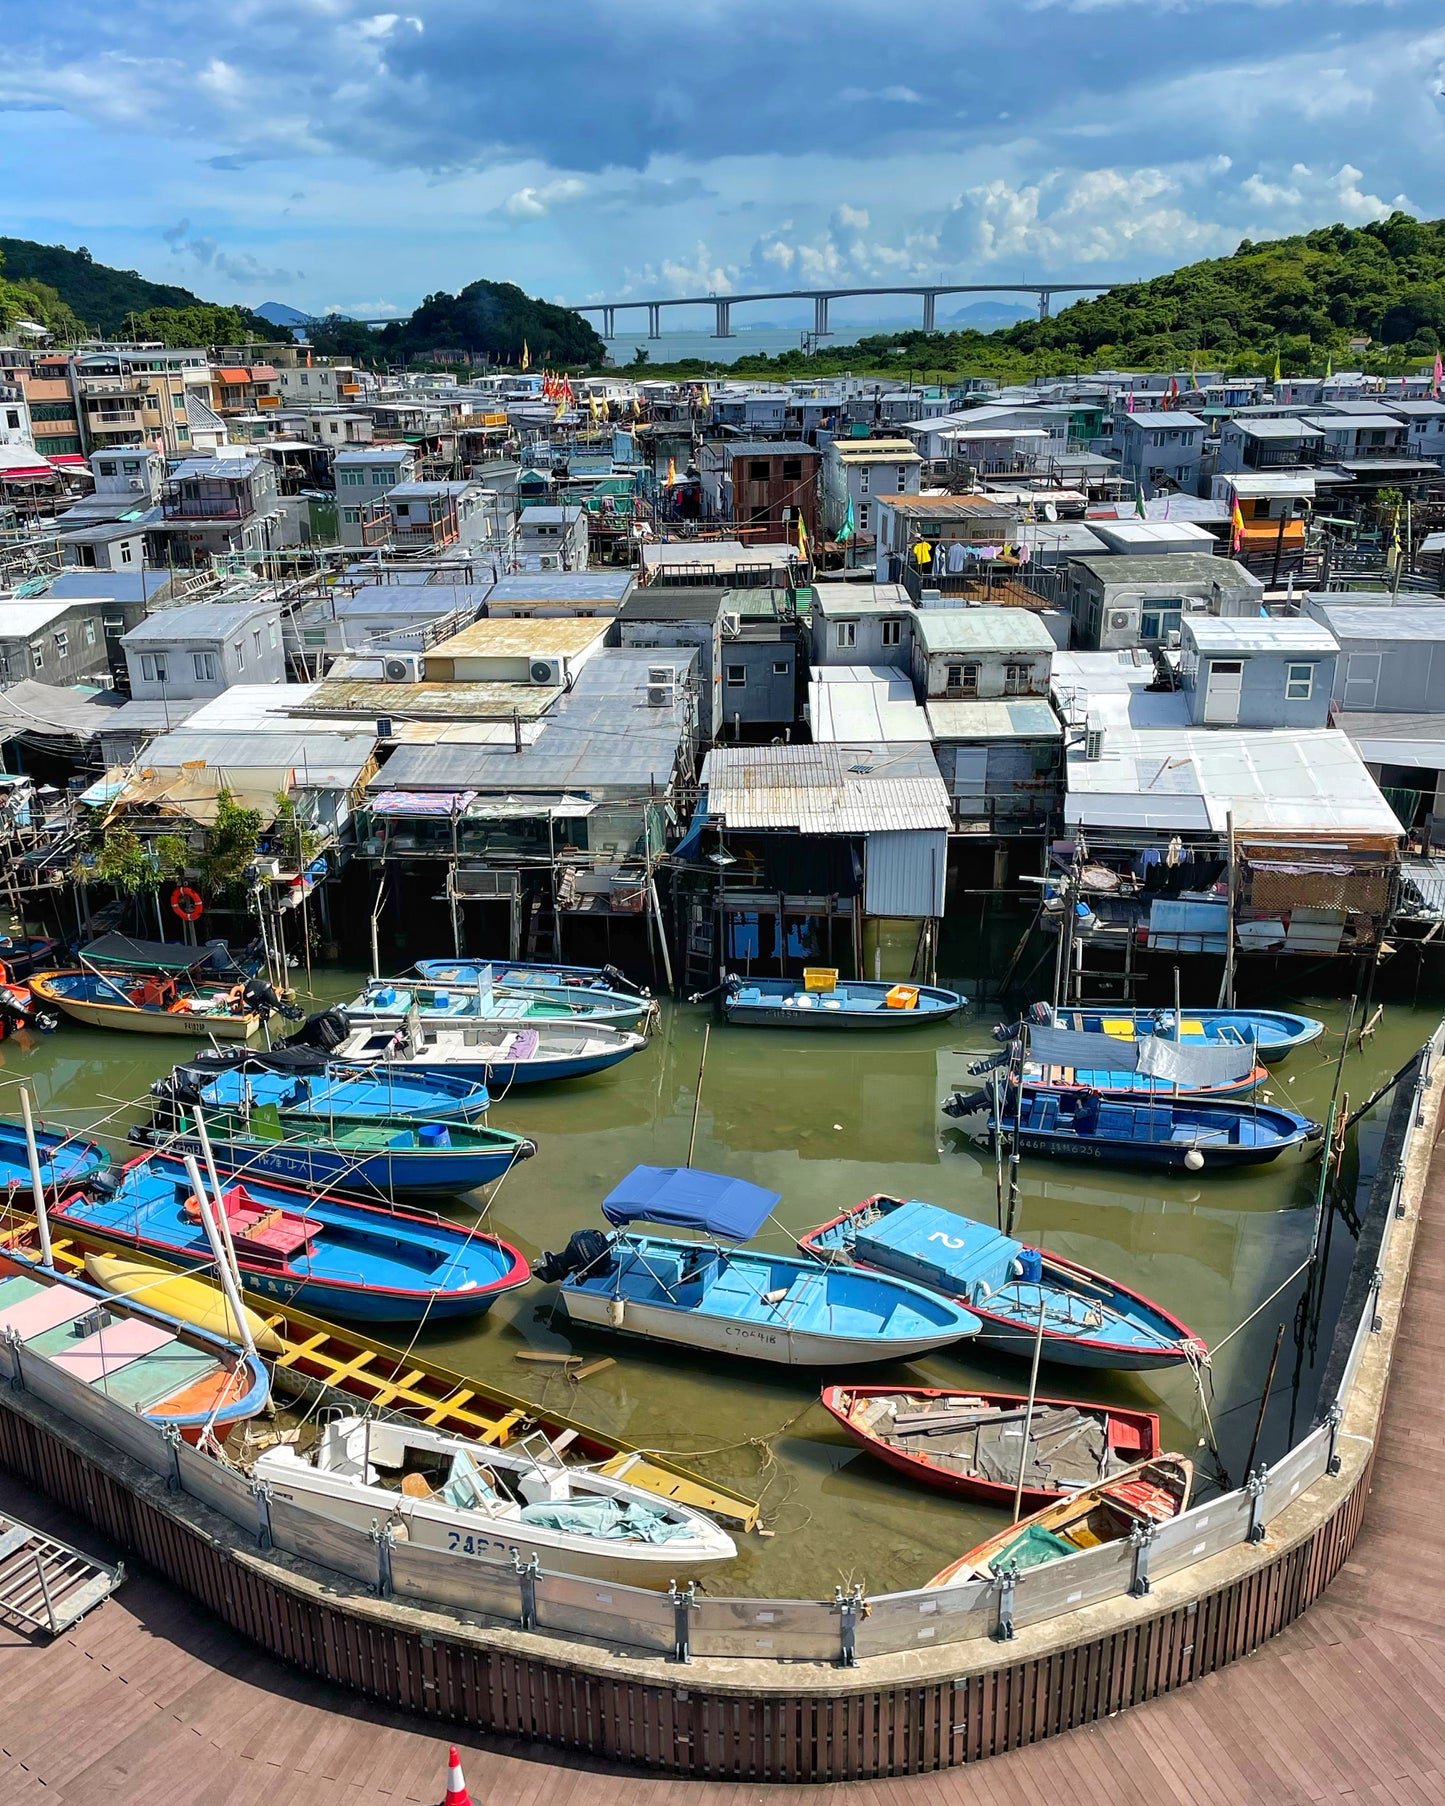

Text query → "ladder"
[684,901,717,993]
[0,1514,125,1637]
[524,891,558,960]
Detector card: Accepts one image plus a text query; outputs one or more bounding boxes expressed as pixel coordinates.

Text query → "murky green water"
[2,959,1437,1598]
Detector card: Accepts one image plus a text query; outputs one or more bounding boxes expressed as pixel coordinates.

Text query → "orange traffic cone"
[443,1744,472,1806]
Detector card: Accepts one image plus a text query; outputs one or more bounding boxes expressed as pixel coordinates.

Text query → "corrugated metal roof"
[122,600,275,643]
[1308,601,1445,643]
[1216,473,1318,497]
[914,608,1056,655]
[179,683,323,732]
[488,573,635,603]
[809,673,930,743]
[307,679,559,719]
[702,742,951,833]
[138,728,375,788]
[1064,725,1401,837]
[1185,617,1338,655]
[426,618,609,659]
[925,699,1062,740]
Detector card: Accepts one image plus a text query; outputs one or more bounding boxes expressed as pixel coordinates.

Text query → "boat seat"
[618,1248,686,1299]
[735,987,762,1004]
[1033,1096,1060,1132]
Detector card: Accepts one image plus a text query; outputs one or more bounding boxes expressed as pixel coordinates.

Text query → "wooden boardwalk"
[2,1147,1443,1806]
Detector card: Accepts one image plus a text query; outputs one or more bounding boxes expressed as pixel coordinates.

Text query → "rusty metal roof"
[702,742,951,834]
[304,679,560,719]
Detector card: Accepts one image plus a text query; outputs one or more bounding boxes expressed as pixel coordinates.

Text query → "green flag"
[838,495,855,543]
[1272,348,1281,384]
[1134,489,1148,519]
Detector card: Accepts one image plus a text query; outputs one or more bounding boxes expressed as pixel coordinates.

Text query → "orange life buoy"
[172,887,204,923]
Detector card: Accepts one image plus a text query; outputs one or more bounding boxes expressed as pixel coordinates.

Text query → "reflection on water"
[0,965,1435,1597]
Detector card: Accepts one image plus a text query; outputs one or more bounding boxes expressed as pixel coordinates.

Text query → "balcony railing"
[160,492,250,521]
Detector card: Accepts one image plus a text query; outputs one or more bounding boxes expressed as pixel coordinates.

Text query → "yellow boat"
[84,1253,284,1354]
[29,970,261,1039]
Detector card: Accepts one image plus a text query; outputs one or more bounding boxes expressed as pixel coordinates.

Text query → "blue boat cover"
[600,1166,780,1241]
[854,1200,1022,1300]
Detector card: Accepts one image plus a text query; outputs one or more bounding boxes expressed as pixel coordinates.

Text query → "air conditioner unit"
[1084,714,1106,761]
[647,665,675,686]
[647,684,675,708]
[537,553,561,571]
[1108,611,1130,631]
[1165,630,1181,649]
[382,652,424,682]
[721,612,741,636]
[529,657,564,685]
[127,478,144,492]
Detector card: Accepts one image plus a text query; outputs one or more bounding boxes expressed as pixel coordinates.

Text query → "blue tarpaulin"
[600,1165,780,1241]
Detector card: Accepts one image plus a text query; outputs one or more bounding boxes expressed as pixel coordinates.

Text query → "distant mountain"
[255,300,313,327]
[0,237,215,335]
[309,278,604,366]
[940,300,1032,327]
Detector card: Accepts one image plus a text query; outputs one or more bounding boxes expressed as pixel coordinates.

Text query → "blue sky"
[2,0,1443,321]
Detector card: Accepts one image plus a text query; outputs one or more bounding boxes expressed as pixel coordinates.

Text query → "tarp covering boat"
[600,1165,780,1241]
[1026,1023,1256,1088]
[80,934,242,974]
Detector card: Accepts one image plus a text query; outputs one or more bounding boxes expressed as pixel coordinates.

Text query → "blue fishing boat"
[282,1009,648,1087]
[798,1196,1201,1371]
[155,1052,494,1125]
[1003,1060,1266,1100]
[350,976,651,1033]
[0,932,59,979]
[55,1153,531,1323]
[537,1166,981,1366]
[719,974,965,1029]
[0,1246,270,1440]
[945,1084,1323,1171]
[129,1101,535,1198]
[415,958,649,998]
[0,1119,109,1198]
[1006,1004,1323,1065]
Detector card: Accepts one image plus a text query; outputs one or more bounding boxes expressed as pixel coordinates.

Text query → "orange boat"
[927,1454,1192,1587]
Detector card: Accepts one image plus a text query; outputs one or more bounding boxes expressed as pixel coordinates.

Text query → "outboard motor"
[241,976,304,1022]
[942,1089,992,1119]
[600,963,650,998]
[279,1006,350,1052]
[534,1229,614,1284]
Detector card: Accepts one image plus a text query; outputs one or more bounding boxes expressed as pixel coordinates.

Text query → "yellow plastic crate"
[803,967,838,992]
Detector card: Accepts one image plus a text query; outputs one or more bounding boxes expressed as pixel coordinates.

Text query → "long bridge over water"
[571,280,1112,340]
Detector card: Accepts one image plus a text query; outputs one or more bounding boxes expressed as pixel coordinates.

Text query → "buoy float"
[1184,1148,1205,1171]
[171,886,204,923]
[443,1744,472,1806]
[608,1295,626,1327]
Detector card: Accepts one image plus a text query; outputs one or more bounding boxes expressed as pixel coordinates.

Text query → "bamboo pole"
[1012,1293,1048,1524]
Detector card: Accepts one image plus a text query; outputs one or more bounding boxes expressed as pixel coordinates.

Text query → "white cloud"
[950,162,1236,265]
[838,85,923,103]
[503,177,587,218]
[833,203,870,229]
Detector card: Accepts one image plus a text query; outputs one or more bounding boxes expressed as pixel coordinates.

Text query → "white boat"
[254,1415,736,1587]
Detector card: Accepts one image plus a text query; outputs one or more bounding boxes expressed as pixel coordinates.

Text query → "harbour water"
[2,963,1433,1597]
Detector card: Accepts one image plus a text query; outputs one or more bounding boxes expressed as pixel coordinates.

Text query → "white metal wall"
[863,828,946,917]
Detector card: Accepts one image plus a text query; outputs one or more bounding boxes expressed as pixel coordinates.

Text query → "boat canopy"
[80,934,234,974]
[1028,1023,1254,1087]
[600,1165,780,1242]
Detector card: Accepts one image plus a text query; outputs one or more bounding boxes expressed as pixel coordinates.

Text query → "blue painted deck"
[0,1120,109,1196]
[722,977,964,1029]
[1050,1006,1322,1062]
[352,981,647,1031]
[190,1066,494,1125]
[800,1197,1199,1370]
[966,1087,1321,1171]
[56,1153,531,1323]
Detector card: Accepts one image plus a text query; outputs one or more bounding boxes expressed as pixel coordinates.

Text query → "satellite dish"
[1043,501,1058,523]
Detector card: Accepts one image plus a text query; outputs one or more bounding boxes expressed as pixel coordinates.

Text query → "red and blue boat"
[799,1195,1202,1372]
[56,1152,532,1324]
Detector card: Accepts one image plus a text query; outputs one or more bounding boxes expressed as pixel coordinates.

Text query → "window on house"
[946,663,963,690]
[1285,662,1314,701]
[84,620,95,646]
[342,508,360,525]
[835,621,857,649]
[53,631,68,657]
[859,503,870,532]
[897,466,908,489]
[948,662,980,695]
[234,641,245,670]
[139,653,167,682]
[748,460,770,481]
[772,660,789,676]
[253,629,263,657]
[1140,606,1182,642]
[880,619,902,646]
[1004,662,1031,694]
[31,646,42,672]
[192,651,218,682]
[782,458,803,482]
[859,468,870,493]
[726,664,747,685]
[269,620,278,648]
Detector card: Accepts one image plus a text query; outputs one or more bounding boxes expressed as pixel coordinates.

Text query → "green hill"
[0,237,272,341]
[308,278,606,368]
[638,211,1445,382]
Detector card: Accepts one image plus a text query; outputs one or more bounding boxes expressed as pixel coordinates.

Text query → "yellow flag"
[666,456,677,485]
[520,340,530,371]
[1272,349,1281,384]
[797,513,809,563]
[700,383,711,409]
